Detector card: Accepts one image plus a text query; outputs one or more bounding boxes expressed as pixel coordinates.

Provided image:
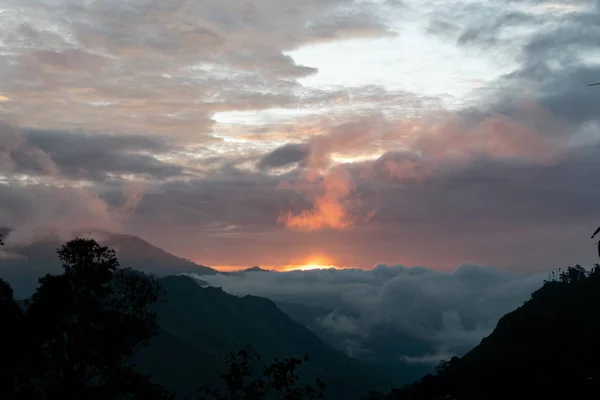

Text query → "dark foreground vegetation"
[2,234,600,399]
[0,237,326,400]
[0,237,170,399]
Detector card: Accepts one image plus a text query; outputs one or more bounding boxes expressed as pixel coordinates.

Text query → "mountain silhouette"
[133,275,392,399]
[381,265,600,400]
[0,229,216,298]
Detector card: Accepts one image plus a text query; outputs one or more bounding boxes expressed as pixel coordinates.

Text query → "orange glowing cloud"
[278,166,368,231]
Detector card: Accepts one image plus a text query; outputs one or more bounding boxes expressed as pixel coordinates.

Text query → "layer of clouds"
[425,0,600,127]
[1,123,184,181]
[0,183,142,247]
[0,0,396,138]
[0,125,150,246]
[195,264,545,362]
[2,106,599,271]
[1,0,600,273]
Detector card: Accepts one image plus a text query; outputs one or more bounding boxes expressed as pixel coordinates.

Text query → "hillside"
[0,230,216,298]
[135,275,392,399]
[275,301,435,385]
[384,265,600,400]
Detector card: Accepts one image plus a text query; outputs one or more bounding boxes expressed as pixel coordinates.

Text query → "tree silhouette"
[199,346,326,400]
[0,238,172,400]
[0,277,26,399]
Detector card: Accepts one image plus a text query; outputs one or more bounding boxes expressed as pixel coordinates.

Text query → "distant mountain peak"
[243,266,270,272]
[1,228,217,299]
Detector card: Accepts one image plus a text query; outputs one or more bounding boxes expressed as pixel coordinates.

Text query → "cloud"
[277,165,373,230]
[18,128,184,181]
[0,123,151,246]
[428,0,600,128]
[0,122,60,176]
[2,87,595,271]
[0,0,395,139]
[268,100,568,231]
[1,0,599,275]
[258,143,310,170]
[317,311,368,337]
[196,264,545,361]
[0,183,140,247]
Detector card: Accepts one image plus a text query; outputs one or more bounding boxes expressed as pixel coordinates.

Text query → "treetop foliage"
[0,237,169,400]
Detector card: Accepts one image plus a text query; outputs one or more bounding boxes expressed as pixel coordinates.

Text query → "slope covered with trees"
[382,265,600,400]
[135,274,390,399]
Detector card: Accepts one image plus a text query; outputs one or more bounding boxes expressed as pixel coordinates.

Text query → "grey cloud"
[370,146,600,229]
[425,18,460,37]
[367,151,428,183]
[430,0,600,128]
[0,122,59,176]
[318,311,368,337]
[127,170,292,233]
[1,124,185,181]
[505,66,600,126]
[258,143,310,170]
[33,49,109,72]
[221,51,318,78]
[455,10,537,46]
[0,182,137,247]
[308,12,397,42]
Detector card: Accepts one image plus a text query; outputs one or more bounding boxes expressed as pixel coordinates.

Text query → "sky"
[1,0,600,272]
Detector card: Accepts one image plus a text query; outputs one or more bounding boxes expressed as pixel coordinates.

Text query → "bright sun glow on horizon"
[281,262,341,272]
[211,257,344,272]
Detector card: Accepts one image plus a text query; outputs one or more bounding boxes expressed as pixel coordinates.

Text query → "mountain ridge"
[382,265,600,399]
[135,274,394,399]
[0,229,217,298]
